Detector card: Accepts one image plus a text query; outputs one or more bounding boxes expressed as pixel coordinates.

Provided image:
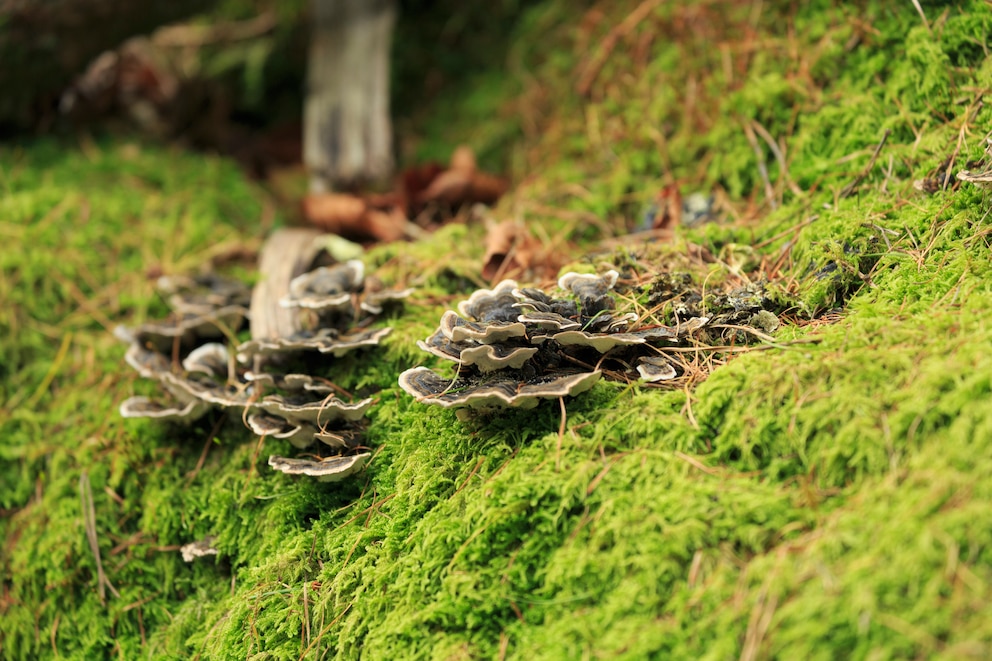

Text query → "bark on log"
[304,0,396,192]
[0,0,217,129]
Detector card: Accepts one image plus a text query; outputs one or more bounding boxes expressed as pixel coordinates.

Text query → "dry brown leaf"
[482,220,519,279]
[417,168,475,206]
[651,186,682,231]
[417,170,509,208]
[467,172,509,206]
[302,193,368,233]
[398,162,445,216]
[363,208,408,243]
[450,145,477,173]
[414,145,508,209]
[302,192,409,243]
[301,145,508,241]
[364,190,401,210]
[482,220,542,282]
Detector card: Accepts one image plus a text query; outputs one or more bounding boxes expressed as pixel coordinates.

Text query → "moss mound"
[4,1,992,658]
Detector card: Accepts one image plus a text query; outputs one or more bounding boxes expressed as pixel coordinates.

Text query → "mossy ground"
[4,1,992,658]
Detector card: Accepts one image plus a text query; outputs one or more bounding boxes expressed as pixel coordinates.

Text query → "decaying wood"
[249,228,325,342]
[304,0,396,191]
[0,0,216,128]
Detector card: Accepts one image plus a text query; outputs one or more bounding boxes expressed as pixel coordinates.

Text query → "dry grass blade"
[576,0,667,96]
[752,120,804,198]
[909,0,931,33]
[743,120,777,209]
[79,471,119,605]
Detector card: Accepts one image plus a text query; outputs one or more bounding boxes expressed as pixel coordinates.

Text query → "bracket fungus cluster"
[119,251,410,482]
[399,270,714,417]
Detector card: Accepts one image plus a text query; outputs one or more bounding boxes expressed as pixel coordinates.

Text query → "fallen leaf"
[398,161,445,216]
[302,193,410,243]
[482,220,542,282]
[417,170,509,208]
[650,185,682,231]
[363,208,408,243]
[450,145,477,173]
[417,168,474,206]
[414,145,508,209]
[302,193,368,233]
[467,171,509,206]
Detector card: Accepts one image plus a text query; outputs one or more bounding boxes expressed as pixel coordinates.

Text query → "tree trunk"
[304,0,396,192]
[0,0,215,130]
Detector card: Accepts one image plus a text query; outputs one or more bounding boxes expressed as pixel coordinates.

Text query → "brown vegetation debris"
[481,220,551,282]
[302,193,408,243]
[303,145,509,244]
[954,137,992,188]
[915,138,988,194]
[408,145,509,213]
[648,185,682,231]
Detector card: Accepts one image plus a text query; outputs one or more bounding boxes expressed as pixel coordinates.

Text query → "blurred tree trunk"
[305,0,396,192]
[0,0,215,130]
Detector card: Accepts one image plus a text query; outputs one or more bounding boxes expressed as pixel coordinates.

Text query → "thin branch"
[840,129,890,198]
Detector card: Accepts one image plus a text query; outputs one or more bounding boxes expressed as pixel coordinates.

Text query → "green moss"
[5,1,992,659]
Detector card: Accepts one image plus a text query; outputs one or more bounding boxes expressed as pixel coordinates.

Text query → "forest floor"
[3,1,992,659]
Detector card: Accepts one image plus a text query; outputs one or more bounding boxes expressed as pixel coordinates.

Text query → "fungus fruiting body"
[119,246,407,486]
[180,537,220,563]
[400,270,715,416]
[267,454,371,482]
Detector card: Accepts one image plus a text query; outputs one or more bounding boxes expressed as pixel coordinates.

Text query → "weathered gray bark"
[304,0,396,192]
[0,0,215,129]
[250,228,325,342]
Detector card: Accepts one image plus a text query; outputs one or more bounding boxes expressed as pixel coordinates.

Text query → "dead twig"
[186,413,226,485]
[453,457,487,497]
[242,432,267,497]
[50,612,60,658]
[153,11,277,47]
[14,332,73,412]
[657,337,822,354]
[740,572,782,661]
[302,582,311,650]
[753,214,819,250]
[840,129,890,198]
[673,451,719,476]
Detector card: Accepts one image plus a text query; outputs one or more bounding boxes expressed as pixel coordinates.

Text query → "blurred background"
[0,0,539,181]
